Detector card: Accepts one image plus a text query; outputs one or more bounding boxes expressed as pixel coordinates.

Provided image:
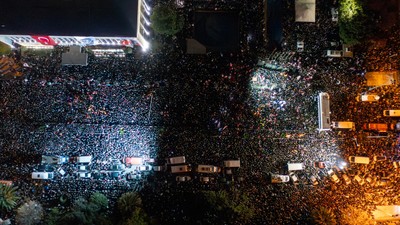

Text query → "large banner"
[31,36,57,45]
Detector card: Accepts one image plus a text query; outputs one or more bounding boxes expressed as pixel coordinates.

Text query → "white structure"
[0,0,151,51]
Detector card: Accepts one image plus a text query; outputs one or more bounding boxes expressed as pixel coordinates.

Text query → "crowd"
[1,0,400,224]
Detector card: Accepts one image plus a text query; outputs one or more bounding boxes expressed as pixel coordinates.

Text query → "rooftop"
[0,0,139,37]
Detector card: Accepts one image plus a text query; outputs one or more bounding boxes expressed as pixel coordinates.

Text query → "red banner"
[31,36,57,45]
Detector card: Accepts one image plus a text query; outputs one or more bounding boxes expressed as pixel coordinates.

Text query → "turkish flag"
[31,36,57,45]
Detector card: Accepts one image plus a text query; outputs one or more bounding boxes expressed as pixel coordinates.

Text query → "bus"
[318,92,331,131]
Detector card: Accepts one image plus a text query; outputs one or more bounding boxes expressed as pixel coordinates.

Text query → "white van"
[348,156,370,164]
[31,172,54,180]
[288,163,305,171]
[383,110,400,117]
[271,174,290,183]
[41,155,69,164]
[171,165,191,173]
[331,121,355,130]
[167,156,186,165]
[223,160,240,168]
[326,50,343,57]
[196,165,221,173]
[70,156,92,164]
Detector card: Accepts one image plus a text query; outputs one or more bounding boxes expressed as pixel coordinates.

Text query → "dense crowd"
[1,0,400,224]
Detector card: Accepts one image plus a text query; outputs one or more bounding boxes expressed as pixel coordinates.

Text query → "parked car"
[363,123,393,132]
[271,174,290,184]
[176,176,191,182]
[331,8,338,21]
[373,155,387,162]
[196,165,221,173]
[167,156,186,165]
[78,172,91,179]
[32,172,54,180]
[289,172,299,185]
[327,169,340,183]
[342,174,351,185]
[313,162,326,169]
[310,175,319,186]
[124,157,143,166]
[41,155,69,165]
[356,94,380,102]
[354,175,365,185]
[200,176,215,183]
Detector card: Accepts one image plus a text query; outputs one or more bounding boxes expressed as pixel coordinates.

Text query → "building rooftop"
[0,0,138,37]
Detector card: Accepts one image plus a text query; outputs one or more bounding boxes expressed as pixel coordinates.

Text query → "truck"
[288,163,305,171]
[167,156,186,165]
[31,172,54,180]
[124,157,143,166]
[196,165,221,173]
[348,156,370,164]
[363,123,393,132]
[271,174,290,183]
[171,165,191,173]
[331,121,355,131]
[223,160,240,168]
[70,156,92,164]
[41,155,69,164]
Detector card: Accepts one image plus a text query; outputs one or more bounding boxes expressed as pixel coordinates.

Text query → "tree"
[59,193,111,225]
[117,192,143,219]
[0,184,19,212]
[340,206,373,225]
[202,189,255,224]
[120,208,148,225]
[44,208,62,225]
[16,200,44,225]
[89,192,108,211]
[0,42,11,55]
[150,4,184,36]
[310,206,337,225]
[338,0,368,44]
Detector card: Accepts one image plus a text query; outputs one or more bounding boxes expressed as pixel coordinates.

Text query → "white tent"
[295,0,316,22]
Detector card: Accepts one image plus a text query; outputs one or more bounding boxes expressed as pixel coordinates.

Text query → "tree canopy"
[202,189,255,224]
[58,193,111,225]
[310,206,337,225]
[150,4,184,36]
[0,184,19,212]
[16,200,43,225]
[338,0,368,44]
[0,42,12,55]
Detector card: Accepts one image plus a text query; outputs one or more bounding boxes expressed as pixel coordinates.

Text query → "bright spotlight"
[142,40,150,52]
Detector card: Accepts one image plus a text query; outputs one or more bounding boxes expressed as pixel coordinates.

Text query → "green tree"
[150,4,184,36]
[117,192,143,219]
[59,194,111,225]
[16,200,43,225]
[0,184,19,212]
[202,189,255,224]
[120,208,149,225]
[340,206,373,225]
[0,42,12,55]
[338,0,368,44]
[310,206,337,225]
[44,208,62,225]
[89,192,108,211]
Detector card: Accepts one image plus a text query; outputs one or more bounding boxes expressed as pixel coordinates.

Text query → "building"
[0,0,151,51]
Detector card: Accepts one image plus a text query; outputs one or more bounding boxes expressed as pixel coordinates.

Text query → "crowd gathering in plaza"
[1,0,400,224]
